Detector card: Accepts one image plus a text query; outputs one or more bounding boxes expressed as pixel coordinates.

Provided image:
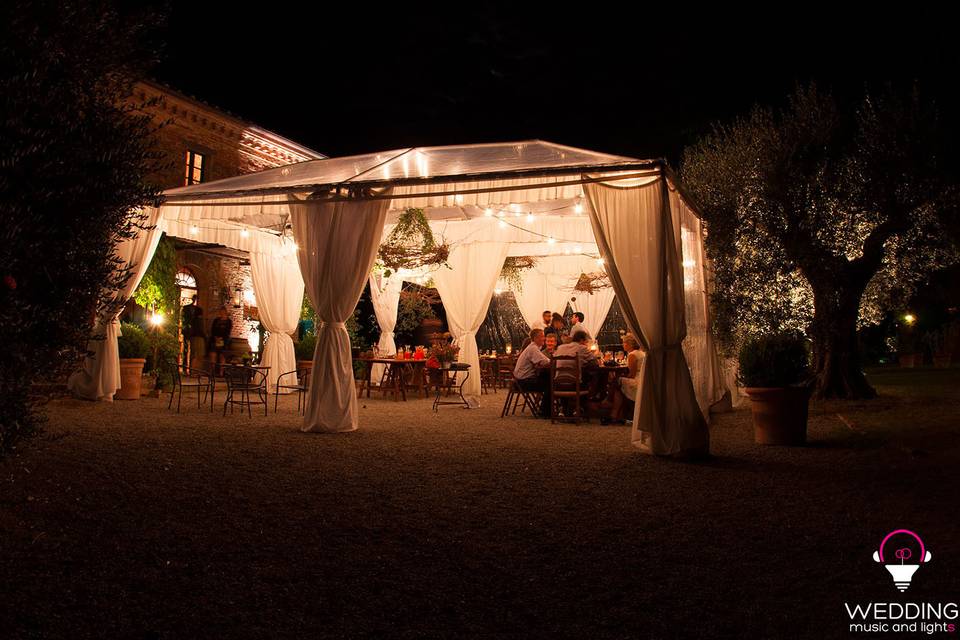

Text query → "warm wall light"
[904,313,916,325]
[150,313,164,327]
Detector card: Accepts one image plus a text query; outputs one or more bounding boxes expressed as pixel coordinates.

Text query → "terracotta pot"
[297,360,314,372]
[116,358,146,400]
[744,386,810,446]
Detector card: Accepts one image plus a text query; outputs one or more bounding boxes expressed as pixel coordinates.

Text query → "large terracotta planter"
[297,360,314,373]
[116,358,146,400]
[744,386,810,445]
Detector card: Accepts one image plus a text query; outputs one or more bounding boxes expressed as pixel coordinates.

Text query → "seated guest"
[542,333,558,356]
[605,333,644,424]
[569,311,591,342]
[553,330,599,374]
[544,312,567,342]
[513,328,551,415]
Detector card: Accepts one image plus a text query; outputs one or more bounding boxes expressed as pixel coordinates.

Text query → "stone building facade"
[125,79,323,352]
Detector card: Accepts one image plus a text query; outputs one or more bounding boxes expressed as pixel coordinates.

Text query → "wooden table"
[355,357,428,401]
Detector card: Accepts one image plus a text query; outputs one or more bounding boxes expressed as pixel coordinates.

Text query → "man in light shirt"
[513,328,551,416]
[569,312,591,343]
[553,330,598,373]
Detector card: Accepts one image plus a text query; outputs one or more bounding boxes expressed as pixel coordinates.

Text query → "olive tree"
[682,85,958,398]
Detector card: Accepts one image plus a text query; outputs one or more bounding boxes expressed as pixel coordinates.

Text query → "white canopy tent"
[76,141,725,456]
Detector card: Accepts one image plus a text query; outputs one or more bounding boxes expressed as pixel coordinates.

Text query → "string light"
[547,237,556,245]
[189,225,199,235]
[596,257,605,266]
[497,211,505,218]
[150,312,164,327]
[574,201,584,215]
[574,245,583,253]
[682,259,696,268]
[240,228,250,238]
[493,288,503,295]
[484,208,493,217]
[498,219,507,229]
[455,194,464,204]
[514,211,522,217]
[526,213,535,223]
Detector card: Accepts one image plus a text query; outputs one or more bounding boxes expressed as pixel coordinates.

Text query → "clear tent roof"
[163,140,656,200]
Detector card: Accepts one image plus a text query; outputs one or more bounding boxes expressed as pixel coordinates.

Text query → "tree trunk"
[809,281,877,399]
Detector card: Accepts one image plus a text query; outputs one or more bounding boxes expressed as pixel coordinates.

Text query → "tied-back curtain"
[584,177,709,457]
[250,250,305,393]
[433,241,509,407]
[68,207,165,401]
[369,271,404,383]
[290,191,391,433]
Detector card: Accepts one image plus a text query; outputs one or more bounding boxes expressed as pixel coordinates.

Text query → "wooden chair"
[549,355,590,424]
[480,358,498,394]
[275,367,311,414]
[222,365,268,417]
[167,360,214,413]
[497,355,517,390]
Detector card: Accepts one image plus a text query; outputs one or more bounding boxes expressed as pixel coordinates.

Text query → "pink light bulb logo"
[872,529,932,592]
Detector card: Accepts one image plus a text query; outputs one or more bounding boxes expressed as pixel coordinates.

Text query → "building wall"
[126,80,323,190]
[178,250,251,339]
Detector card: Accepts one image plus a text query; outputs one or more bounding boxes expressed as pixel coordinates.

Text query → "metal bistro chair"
[222,365,268,417]
[549,355,590,424]
[167,360,214,413]
[275,367,312,414]
[500,377,542,418]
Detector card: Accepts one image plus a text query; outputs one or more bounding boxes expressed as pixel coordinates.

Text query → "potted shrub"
[117,322,150,400]
[739,333,812,445]
[295,333,316,371]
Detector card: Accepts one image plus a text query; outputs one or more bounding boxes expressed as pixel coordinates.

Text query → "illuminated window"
[184,150,205,185]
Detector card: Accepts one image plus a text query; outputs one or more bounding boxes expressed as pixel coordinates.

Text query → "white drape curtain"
[584,177,709,457]
[570,288,615,340]
[291,192,391,433]
[368,271,404,383]
[513,255,586,328]
[432,241,509,407]
[250,249,305,393]
[675,191,727,417]
[68,208,165,401]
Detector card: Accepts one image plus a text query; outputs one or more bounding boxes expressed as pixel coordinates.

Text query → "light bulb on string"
[547,237,556,245]
[497,211,505,219]
[574,201,584,215]
[240,228,250,239]
[574,245,583,253]
[596,257,605,266]
[189,225,199,235]
[498,219,507,229]
[526,213,535,224]
[484,208,493,217]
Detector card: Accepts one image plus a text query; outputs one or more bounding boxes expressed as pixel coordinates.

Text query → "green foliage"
[146,329,179,375]
[500,256,536,293]
[295,334,317,362]
[300,293,317,322]
[682,84,959,396]
[395,287,437,335]
[738,333,811,388]
[0,1,165,453]
[133,234,180,322]
[118,322,151,359]
[378,208,450,272]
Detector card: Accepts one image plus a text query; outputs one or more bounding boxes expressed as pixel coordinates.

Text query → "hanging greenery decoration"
[573,272,611,294]
[499,256,538,293]
[378,208,451,273]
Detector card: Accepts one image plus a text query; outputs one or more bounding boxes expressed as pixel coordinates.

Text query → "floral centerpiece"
[428,342,459,369]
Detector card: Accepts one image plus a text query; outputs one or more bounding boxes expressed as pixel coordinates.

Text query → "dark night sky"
[153,4,958,164]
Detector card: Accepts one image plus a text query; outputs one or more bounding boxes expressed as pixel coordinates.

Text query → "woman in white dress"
[605,333,643,424]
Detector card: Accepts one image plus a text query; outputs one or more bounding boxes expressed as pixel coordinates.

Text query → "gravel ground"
[2,368,959,639]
